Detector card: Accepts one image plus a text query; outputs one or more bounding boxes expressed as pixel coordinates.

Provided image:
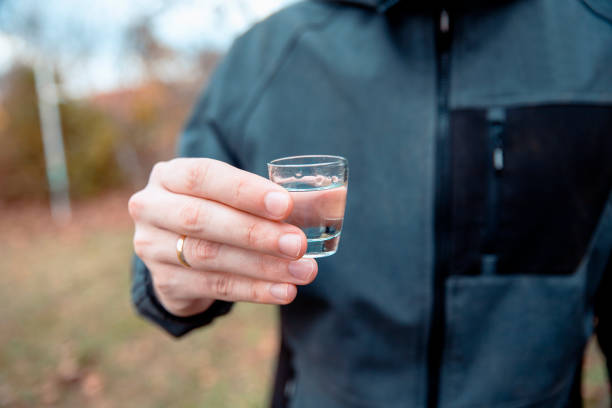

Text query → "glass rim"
[267,155,347,168]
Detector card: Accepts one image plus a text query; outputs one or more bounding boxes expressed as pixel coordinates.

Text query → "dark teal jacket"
[132,0,612,406]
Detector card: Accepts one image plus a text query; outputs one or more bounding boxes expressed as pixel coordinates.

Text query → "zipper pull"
[440,9,449,34]
[487,107,506,172]
[493,145,504,171]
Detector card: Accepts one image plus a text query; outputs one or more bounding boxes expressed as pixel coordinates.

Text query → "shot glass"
[268,155,348,258]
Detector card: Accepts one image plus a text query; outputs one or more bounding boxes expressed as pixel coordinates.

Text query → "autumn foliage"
[0,63,211,203]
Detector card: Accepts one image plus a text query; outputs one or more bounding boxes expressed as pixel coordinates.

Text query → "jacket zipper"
[481,108,505,275]
[427,8,452,408]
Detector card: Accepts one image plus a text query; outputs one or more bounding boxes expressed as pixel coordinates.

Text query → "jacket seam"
[207,118,243,168]
[469,369,575,408]
[581,0,612,24]
[451,92,612,109]
[454,91,612,99]
[233,6,340,146]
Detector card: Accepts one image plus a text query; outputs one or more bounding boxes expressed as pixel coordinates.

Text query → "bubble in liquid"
[296,172,302,178]
[313,175,326,186]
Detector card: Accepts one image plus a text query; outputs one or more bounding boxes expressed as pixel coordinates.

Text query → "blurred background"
[0,0,609,407]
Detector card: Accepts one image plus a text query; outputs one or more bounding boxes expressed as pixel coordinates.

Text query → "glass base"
[302,234,340,258]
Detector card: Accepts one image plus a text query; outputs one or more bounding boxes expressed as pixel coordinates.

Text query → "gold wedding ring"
[176,235,192,268]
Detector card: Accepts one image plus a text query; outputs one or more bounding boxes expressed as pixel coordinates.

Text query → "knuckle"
[232,179,248,204]
[132,237,150,259]
[185,159,211,194]
[212,275,233,298]
[245,222,265,248]
[128,192,144,220]
[150,161,167,180]
[132,228,150,258]
[178,201,205,233]
[250,283,263,303]
[256,255,279,279]
[192,239,221,263]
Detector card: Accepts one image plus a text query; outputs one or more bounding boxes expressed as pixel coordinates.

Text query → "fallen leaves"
[35,341,107,406]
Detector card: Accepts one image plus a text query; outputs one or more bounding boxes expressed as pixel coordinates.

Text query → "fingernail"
[270,283,288,300]
[279,234,302,258]
[265,191,290,218]
[288,259,313,281]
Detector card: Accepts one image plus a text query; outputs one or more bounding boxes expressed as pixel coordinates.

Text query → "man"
[129,0,612,406]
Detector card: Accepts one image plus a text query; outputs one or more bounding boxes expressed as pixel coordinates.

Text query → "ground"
[0,191,609,407]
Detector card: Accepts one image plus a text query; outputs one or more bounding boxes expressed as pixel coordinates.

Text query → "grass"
[0,192,609,407]
[0,193,277,407]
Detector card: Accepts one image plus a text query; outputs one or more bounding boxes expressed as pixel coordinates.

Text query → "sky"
[0,0,296,96]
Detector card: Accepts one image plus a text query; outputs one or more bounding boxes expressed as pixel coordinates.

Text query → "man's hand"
[128,158,317,317]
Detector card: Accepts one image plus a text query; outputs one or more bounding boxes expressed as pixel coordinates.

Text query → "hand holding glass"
[268,155,348,258]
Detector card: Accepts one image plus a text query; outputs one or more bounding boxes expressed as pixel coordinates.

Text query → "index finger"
[155,158,292,221]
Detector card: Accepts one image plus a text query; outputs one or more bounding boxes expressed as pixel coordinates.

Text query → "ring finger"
[137,226,318,285]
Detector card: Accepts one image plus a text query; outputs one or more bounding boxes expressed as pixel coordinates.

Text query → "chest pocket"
[449,104,612,276]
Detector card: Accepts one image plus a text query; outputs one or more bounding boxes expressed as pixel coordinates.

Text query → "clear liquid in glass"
[279,176,347,258]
